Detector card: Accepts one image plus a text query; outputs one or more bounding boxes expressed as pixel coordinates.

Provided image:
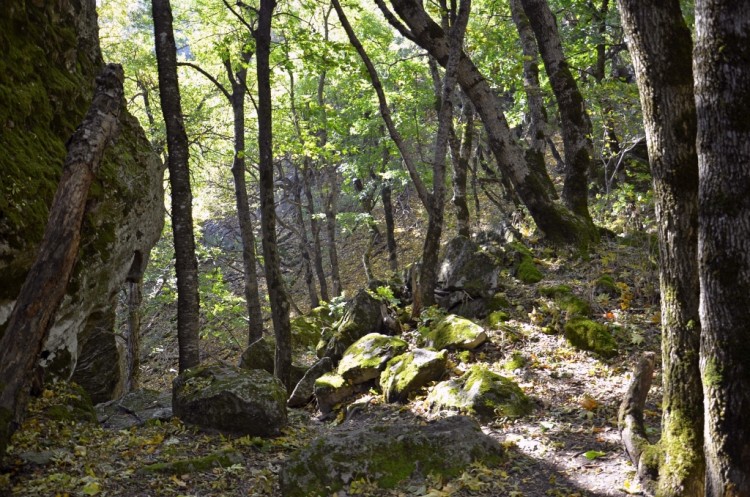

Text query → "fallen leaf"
[583,450,606,460]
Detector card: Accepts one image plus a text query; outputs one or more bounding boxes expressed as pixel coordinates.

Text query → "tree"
[152,0,201,372]
[694,0,750,492]
[254,0,293,391]
[0,65,124,458]
[616,1,703,495]
[378,0,599,246]
[519,0,596,222]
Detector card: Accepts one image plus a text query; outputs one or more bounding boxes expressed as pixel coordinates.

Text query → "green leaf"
[584,450,606,460]
[82,481,101,495]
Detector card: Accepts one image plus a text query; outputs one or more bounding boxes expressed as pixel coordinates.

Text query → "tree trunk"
[255,0,293,391]
[293,167,320,307]
[380,140,399,275]
[381,0,598,245]
[449,98,474,238]
[125,280,142,393]
[519,0,595,221]
[152,0,200,372]
[617,1,704,495]
[508,0,557,199]
[227,58,265,344]
[324,169,343,297]
[695,1,750,493]
[0,64,123,458]
[303,163,329,302]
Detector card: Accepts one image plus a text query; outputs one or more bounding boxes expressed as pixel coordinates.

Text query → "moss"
[564,318,618,358]
[338,334,408,375]
[503,352,527,371]
[486,292,510,312]
[456,350,472,363]
[315,373,347,391]
[593,275,621,298]
[140,450,243,474]
[517,258,543,284]
[487,311,510,328]
[423,315,487,350]
[539,285,572,298]
[702,359,722,387]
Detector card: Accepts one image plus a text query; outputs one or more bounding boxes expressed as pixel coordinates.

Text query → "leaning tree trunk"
[0,64,123,458]
[617,1,704,495]
[153,0,200,372]
[508,0,557,199]
[255,0,293,391]
[519,0,595,221]
[694,1,750,494]
[381,0,598,246]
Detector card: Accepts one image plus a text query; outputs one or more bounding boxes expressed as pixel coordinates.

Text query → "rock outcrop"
[0,0,164,401]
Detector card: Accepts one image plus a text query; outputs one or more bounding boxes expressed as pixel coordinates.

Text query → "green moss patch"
[564,318,618,358]
[139,449,243,474]
[422,315,487,350]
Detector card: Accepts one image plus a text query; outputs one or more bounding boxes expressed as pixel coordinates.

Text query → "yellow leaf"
[580,395,599,411]
[82,481,100,495]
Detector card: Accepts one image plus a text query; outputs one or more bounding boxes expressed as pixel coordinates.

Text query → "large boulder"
[422,314,487,350]
[337,333,408,385]
[238,336,307,386]
[318,290,385,361]
[313,373,357,414]
[291,306,334,350]
[0,0,164,401]
[380,349,447,403]
[427,364,531,420]
[279,415,504,497]
[172,364,287,436]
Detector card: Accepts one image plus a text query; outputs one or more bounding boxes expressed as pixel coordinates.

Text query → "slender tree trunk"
[617,2,704,495]
[695,1,750,493]
[293,168,319,307]
[303,164,329,302]
[125,280,142,392]
[324,169,342,297]
[519,0,595,221]
[449,97,474,238]
[0,64,123,458]
[381,0,598,245]
[152,0,200,372]
[255,0,292,391]
[226,58,265,344]
[380,140,399,275]
[508,0,557,199]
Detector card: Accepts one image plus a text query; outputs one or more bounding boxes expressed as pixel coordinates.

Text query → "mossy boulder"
[564,318,618,358]
[422,315,487,351]
[487,310,510,328]
[539,284,591,318]
[41,382,97,424]
[318,289,385,361]
[507,242,543,284]
[288,357,333,408]
[313,373,356,414]
[0,0,164,402]
[291,306,333,350]
[427,365,531,419]
[279,415,504,497]
[380,349,447,403]
[337,333,409,385]
[172,364,287,436]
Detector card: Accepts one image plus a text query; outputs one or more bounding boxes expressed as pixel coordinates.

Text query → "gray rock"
[337,333,408,385]
[422,314,487,350]
[96,389,172,430]
[380,349,447,403]
[288,357,333,408]
[427,364,531,420]
[318,289,385,361]
[173,364,287,436]
[238,336,307,386]
[279,415,504,497]
[437,236,503,300]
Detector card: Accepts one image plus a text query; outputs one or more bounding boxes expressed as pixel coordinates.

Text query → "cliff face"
[0,0,165,402]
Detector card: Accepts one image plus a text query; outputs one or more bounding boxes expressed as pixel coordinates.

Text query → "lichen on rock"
[422,314,487,350]
[380,348,447,403]
[337,333,408,385]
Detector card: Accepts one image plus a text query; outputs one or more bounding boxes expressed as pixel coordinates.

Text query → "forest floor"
[1,209,664,497]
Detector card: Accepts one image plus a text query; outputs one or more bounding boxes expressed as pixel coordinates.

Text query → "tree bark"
[0,64,124,458]
[695,1,750,493]
[519,0,595,221]
[293,167,320,307]
[380,135,399,275]
[255,0,293,391]
[303,164,329,302]
[508,0,557,199]
[381,0,597,245]
[449,98,474,238]
[152,0,201,372]
[324,169,343,297]
[617,1,704,495]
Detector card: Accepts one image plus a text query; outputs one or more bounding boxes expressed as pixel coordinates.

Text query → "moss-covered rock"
[487,311,510,328]
[173,364,287,436]
[503,352,528,371]
[291,306,333,350]
[564,318,618,358]
[337,333,408,385]
[422,315,487,351]
[288,357,333,408]
[539,284,591,318]
[0,0,164,402]
[279,415,504,497]
[313,373,355,414]
[593,274,621,299]
[139,449,243,474]
[318,290,385,361]
[427,364,531,419]
[41,382,97,424]
[380,349,447,403]
[507,243,543,284]
[238,336,307,387]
